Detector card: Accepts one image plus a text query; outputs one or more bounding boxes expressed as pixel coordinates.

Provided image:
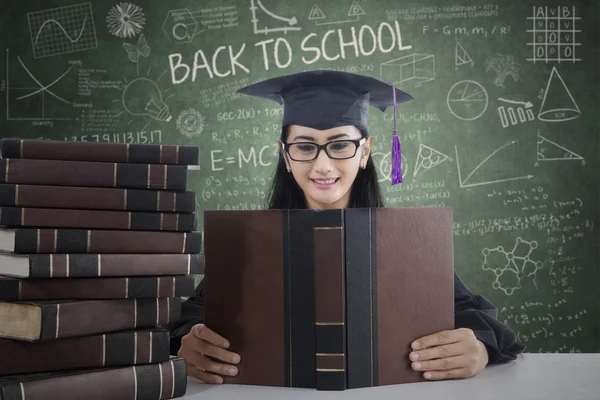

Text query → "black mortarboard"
[236,70,413,184]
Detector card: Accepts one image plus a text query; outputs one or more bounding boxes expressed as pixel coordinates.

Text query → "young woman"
[170,70,525,384]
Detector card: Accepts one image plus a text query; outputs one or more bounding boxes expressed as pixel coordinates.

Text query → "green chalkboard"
[1,0,598,353]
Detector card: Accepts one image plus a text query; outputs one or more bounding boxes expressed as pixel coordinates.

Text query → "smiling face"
[281,125,373,210]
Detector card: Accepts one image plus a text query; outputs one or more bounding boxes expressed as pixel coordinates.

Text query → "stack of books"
[0,139,203,400]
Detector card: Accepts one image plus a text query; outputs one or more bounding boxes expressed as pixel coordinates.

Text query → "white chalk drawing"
[251,0,301,35]
[413,144,450,177]
[484,54,520,88]
[162,9,204,44]
[106,2,145,38]
[482,237,543,295]
[27,3,97,59]
[123,33,150,63]
[447,80,488,121]
[380,54,435,87]
[537,131,584,163]
[177,108,205,138]
[455,141,534,188]
[121,77,172,122]
[538,66,580,122]
[497,98,535,128]
[308,1,365,25]
[5,49,73,121]
[455,39,472,66]
[373,152,408,183]
[527,5,581,63]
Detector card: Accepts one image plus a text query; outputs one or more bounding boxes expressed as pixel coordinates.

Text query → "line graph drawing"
[251,0,301,35]
[5,49,73,121]
[28,3,97,59]
[537,132,584,163]
[455,141,534,188]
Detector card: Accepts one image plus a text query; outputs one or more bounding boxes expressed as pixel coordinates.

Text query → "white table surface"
[178,353,600,400]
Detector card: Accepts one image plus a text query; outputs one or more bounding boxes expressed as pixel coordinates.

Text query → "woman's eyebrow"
[291,133,350,142]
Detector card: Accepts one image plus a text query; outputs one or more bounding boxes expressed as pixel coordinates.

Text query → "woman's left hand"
[409,328,489,380]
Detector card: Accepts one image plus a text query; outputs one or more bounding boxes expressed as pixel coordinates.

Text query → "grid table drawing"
[28,2,98,59]
[527,5,581,63]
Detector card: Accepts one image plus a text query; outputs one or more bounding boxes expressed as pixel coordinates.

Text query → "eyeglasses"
[281,138,366,162]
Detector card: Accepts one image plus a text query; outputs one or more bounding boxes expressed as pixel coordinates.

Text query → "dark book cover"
[0,207,197,232]
[0,253,204,278]
[0,357,187,400]
[0,159,188,191]
[0,328,170,376]
[204,208,455,390]
[0,228,202,254]
[0,297,181,341]
[1,138,199,166]
[0,276,195,301]
[0,184,196,213]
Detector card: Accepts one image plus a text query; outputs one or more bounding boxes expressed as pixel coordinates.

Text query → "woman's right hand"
[178,324,241,384]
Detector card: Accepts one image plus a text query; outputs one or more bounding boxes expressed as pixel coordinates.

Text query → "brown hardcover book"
[0,253,204,278]
[0,159,188,191]
[0,328,170,376]
[0,357,187,400]
[204,208,454,390]
[0,207,197,232]
[0,228,202,254]
[0,297,181,341]
[1,138,199,166]
[0,184,196,213]
[0,276,195,301]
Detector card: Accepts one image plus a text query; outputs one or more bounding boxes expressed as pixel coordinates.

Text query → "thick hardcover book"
[0,228,202,254]
[0,253,204,278]
[0,207,197,232]
[0,159,188,191]
[0,297,181,341]
[0,184,196,213]
[1,138,199,166]
[0,276,195,301]
[0,328,170,376]
[0,357,187,400]
[204,208,455,390]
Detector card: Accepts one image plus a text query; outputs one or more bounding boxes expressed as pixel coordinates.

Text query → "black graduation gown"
[169,272,525,364]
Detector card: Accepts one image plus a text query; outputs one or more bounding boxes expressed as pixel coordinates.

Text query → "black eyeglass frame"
[281,138,367,162]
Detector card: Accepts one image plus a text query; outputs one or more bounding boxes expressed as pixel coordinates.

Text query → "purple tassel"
[392,131,402,185]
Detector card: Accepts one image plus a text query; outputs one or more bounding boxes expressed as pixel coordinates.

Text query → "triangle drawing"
[538,67,580,122]
[537,133,583,161]
[413,144,450,177]
[455,39,472,66]
[348,0,366,17]
[309,4,326,20]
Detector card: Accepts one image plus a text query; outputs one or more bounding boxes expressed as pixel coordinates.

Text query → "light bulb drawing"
[121,77,172,122]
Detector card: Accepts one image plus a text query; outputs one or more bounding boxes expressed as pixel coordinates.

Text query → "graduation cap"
[236,70,413,185]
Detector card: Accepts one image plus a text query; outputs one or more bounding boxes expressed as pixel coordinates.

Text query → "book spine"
[0,329,170,375]
[0,159,188,191]
[313,212,347,390]
[1,138,199,165]
[0,207,197,232]
[0,276,195,301]
[0,358,187,400]
[14,229,202,254]
[39,297,182,340]
[27,254,204,278]
[0,184,196,212]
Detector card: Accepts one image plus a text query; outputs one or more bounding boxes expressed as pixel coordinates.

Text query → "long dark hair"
[266,126,384,209]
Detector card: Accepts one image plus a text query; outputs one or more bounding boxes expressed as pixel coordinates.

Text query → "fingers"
[420,367,474,381]
[412,328,470,351]
[411,354,471,374]
[193,324,230,348]
[186,362,224,384]
[409,341,468,362]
